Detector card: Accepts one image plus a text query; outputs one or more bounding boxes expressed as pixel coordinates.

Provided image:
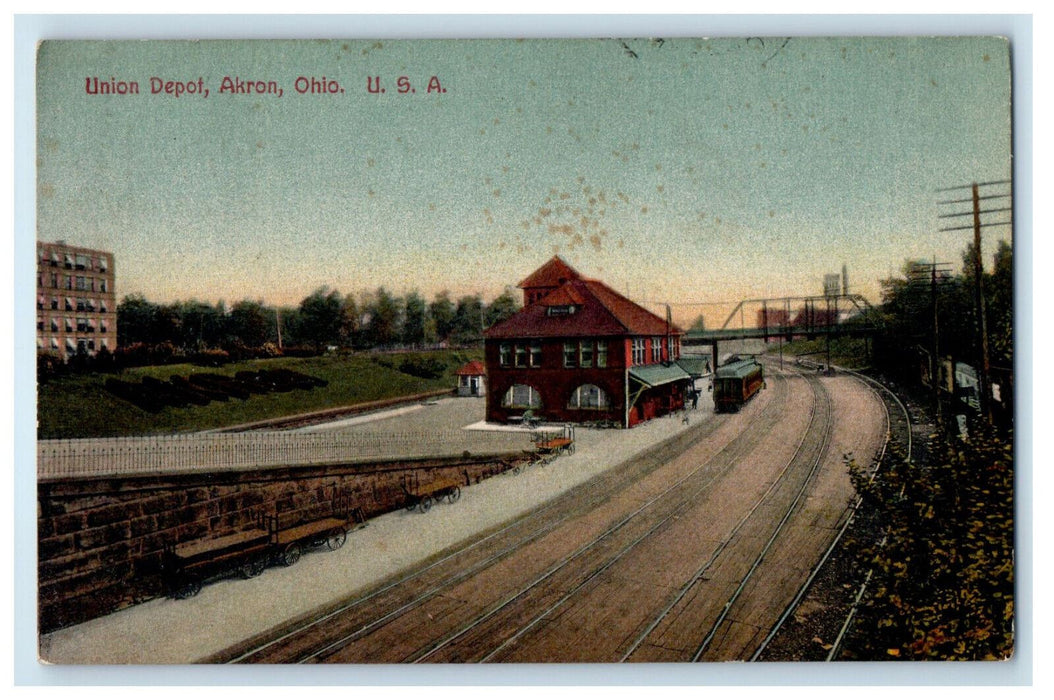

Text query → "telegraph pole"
[937,179,1011,424]
[971,184,993,423]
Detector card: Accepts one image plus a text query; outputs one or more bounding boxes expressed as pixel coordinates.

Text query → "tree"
[364,287,402,348]
[339,294,360,348]
[451,294,485,344]
[229,300,271,347]
[429,291,456,342]
[117,294,161,346]
[485,288,520,328]
[297,286,345,351]
[402,291,428,347]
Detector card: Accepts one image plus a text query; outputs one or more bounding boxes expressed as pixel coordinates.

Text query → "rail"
[38,429,534,479]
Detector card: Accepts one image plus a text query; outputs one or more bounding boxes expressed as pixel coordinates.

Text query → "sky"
[36,36,1012,326]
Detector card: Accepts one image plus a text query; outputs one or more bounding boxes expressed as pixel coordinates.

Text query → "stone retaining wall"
[38,453,524,633]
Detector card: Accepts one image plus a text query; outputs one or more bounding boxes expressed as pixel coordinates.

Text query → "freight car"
[713,357,764,412]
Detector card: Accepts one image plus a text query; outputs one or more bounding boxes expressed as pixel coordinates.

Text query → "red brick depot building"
[483,257,691,428]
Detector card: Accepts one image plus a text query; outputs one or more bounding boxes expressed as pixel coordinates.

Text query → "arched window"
[568,384,609,409]
[502,384,542,409]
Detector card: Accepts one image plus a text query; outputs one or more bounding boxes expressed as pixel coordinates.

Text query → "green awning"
[629,363,693,388]
[676,356,712,378]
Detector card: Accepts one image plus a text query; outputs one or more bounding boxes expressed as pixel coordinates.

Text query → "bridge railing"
[37,429,535,480]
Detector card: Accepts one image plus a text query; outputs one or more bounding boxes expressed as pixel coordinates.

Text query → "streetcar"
[712,357,764,412]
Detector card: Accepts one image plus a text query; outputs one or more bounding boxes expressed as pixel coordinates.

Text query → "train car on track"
[713,357,764,412]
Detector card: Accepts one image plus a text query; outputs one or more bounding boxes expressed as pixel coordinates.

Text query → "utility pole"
[971,184,993,423]
[937,179,1011,424]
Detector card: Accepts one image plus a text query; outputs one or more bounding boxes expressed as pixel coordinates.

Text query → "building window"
[499,343,511,367]
[99,301,108,313]
[75,254,90,270]
[529,341,542,367]
[100,320,108,333]
[99,279,108,293]
[50,296,58,310]
[580,341,593,368]
[546,305,576,316]
[632,338,646,365]
[63,276,72,290]
[651,337,662,363]
[64,254,74,269]
[76,298,87,312]
[597,341,608,368]
[37,316,44,331]
[563,342,577,368]
[50,337,59,350]
[50,273,58,288]
[97,256,108,272]
[515,344,527,368]
[50,318,59,332]
[75,276,88,291]
[77,317,89,332]
[501,384,542,409]
[65,318,73,333]
[37,294,45,310]
[568,384,609,409]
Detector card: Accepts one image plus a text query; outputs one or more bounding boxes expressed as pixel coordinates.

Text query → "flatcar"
[713,358,764,412]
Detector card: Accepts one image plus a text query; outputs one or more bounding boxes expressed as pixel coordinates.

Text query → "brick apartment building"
[36,241,116,359]
[483,257,691,428]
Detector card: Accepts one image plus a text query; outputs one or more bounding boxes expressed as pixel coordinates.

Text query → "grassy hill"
[38,350,480,439]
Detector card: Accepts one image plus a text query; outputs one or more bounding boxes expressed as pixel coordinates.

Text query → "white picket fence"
[37,429,534,479]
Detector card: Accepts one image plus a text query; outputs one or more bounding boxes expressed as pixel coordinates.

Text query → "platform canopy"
[629,363,692,388]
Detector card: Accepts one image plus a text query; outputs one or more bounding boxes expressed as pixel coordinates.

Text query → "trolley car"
[713,358,764,412]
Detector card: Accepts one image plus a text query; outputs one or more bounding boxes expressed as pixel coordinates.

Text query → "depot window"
[632,338,646,365]
[568,384,609,409]
[499,343,511,367]
[597,341,608,368]
[515,344,527,368]
[501,384,542,409]
[651,337,662,362]
[579,341,593,368]
[563,342,577,368]
[529,341,542,367]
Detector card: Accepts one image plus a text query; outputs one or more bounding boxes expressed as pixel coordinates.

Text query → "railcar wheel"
[567,443,576,455]
[326,528,347,551]
[174,576,202,599]
[418,495,433,513]
[405,498,418,512]
[446,487,461,504]
[240,558,266,579]
[280,543,302,567]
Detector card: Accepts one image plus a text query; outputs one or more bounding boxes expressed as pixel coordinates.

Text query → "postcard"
[33,36,1015,669]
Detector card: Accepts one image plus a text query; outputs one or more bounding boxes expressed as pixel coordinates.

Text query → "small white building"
[455,360,487,397]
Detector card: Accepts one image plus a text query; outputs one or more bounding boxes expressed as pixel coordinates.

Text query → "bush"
[397,354,447,379]
[845,421,1014,660]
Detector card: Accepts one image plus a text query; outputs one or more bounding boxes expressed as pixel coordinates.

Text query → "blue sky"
[36,37,1011,324]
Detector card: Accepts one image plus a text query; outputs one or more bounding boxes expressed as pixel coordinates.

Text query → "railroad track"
[216,365,863,664]
[211,374,789,664]
[623,369,834,662]
[751,366,914,662]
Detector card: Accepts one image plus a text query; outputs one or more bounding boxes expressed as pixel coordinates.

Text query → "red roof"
[517,256,581,290]
[485,276,682,339]
[454,360,487,376]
